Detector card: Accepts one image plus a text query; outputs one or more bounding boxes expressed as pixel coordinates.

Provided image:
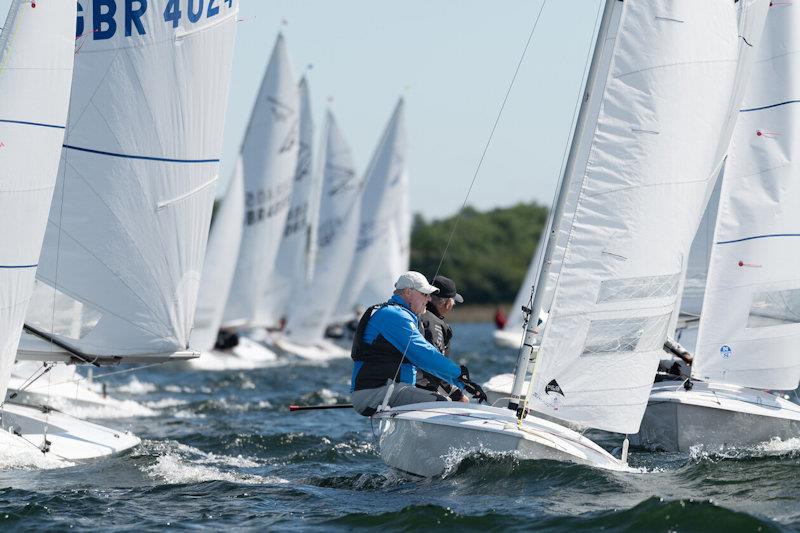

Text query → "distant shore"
[449,303,510,323]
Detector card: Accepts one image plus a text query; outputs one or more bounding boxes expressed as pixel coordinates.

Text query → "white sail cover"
[528,1,752,434]
[0,1,75,397]
[224,34,299,329]
[262,77,315,325]
[337,99,408,316]
[190,161,245,353]
[693,7,800,390]
[28,0,238,359]
[285,111,360,343]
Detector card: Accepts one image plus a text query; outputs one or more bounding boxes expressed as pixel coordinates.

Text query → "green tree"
[410,202,547,304]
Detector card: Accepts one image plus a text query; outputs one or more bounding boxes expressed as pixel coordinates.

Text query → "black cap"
[431,275,464,304]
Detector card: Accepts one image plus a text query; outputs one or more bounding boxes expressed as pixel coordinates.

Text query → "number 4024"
[76,0,234,40]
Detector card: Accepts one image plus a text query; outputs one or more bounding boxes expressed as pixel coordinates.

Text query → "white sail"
[224,34,299,329]
[25,0,238,361]
[285,110,359,343]
[0,1,75,397]
[262,76,315,325]
[527,1,746,434]
[190,161,245,353]
[337,98,408,316]
[693,7,800,390]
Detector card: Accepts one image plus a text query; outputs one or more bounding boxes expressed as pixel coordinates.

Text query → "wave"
[323,497,783,532]
[136,440,286,486]
[0,431,74,471]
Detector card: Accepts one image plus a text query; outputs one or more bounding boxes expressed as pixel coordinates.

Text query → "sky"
[226,0,605,220]
[2,0,605,220]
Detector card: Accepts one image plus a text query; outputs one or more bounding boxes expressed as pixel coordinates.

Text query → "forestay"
[190,160,245,353]
[262,77,315,325]
[0,0,75,397]
[285,110,360,343]
[337,99,408,316]
[224,34,299,329]
[504,237,545,334]
[28,0,238,360]
[693,6,800,390]
[528,1,746,434]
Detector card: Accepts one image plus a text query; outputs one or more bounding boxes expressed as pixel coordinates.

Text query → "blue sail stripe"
[0,263,37,269]
[63,144,220,164]
[0,119,65,129]
[740,99,800,113]
[717,233,800,245]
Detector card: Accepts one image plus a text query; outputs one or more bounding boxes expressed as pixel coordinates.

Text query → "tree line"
[410,202,548,304]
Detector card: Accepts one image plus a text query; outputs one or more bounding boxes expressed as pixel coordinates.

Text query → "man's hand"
[458,366,487,404]
[458,394,470,403]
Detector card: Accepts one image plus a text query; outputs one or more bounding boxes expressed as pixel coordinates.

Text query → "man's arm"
[377,307,463,387]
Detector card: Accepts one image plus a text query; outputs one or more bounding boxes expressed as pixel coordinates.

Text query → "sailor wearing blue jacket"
[351,271,486,416]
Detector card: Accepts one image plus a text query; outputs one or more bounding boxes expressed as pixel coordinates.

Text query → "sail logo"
[720,345,732,359]
[545,379,564,397]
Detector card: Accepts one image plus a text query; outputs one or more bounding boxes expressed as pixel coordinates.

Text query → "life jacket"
[351,301,414,391]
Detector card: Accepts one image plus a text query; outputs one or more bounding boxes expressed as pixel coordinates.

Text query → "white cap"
[394,271,439,295]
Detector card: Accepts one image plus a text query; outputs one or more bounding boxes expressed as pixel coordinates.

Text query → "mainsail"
[190,161,245,353]
[525,1,752,434]
[224,34,299,329]
[262,76,316,325]
[0,0,75,397]
[693,5,800,390]
[337,98,408,316]
[285,110,360,343]
[24,0,238,361]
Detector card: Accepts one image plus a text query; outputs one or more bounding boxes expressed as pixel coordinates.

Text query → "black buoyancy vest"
[351,301,412,391]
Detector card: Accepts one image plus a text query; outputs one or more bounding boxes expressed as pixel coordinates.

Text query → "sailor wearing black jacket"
[417,275,468,402]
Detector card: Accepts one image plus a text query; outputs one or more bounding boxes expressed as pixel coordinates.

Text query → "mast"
[508,0,621,412]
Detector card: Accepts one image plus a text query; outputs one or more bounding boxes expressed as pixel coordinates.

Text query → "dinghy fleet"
[1,0,800,481]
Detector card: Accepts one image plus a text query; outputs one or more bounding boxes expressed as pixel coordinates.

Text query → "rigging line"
[376,1,552,411]
[430,0,548,283]
[23,361,169,389]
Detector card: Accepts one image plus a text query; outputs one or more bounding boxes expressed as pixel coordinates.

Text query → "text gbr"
[76,0,234,39]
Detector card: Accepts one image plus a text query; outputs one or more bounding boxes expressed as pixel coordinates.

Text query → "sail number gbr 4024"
[76,0,235,39]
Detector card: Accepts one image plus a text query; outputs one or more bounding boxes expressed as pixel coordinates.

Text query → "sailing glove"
[458,365,487,404]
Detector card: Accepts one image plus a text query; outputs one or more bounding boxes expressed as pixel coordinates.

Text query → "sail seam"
[0,119,64,129]
[717,233,800,245]
[63,144,219,164]
[740,99,800,113]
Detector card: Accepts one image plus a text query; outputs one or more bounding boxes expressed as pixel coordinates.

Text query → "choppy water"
[2,323,799,531]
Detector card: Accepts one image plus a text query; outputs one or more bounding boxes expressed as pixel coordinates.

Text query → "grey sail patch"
[597,273,680,303]
[747,287,800,328]
[581,313,671,356]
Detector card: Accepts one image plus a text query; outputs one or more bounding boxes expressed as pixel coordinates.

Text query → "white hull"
[189,336,278,371]
[376,403,629,477]
[270,334,349,362]
[6,374,155,420]
[634,380,800,452]
[0,402,140,463]
[492,328,522,348]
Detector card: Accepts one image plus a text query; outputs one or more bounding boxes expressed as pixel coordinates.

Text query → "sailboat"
[9,0,239,460]
[276,109,360,360]
[636,4,800,452]
[335,98,410,324]
[217,33,299,368]
[492,238,545,349]
[373,0,764,477]
[0,0,140,461]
